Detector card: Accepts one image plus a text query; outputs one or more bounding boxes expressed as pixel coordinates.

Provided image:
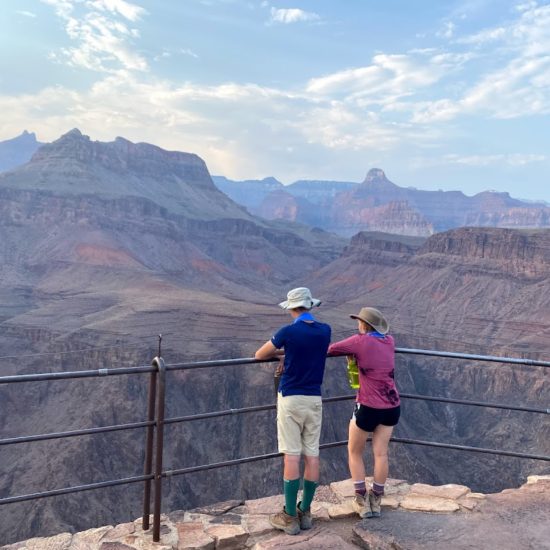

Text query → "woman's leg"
[371,424,394,485]
[348,419,370,481]
[348,418,371,517]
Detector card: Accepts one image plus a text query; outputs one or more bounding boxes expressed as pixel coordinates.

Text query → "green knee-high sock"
[300,479,318,512]
[284,478,300,516]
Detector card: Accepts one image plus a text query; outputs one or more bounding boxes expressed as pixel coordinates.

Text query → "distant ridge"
[0,130,42,172]
[1,128,248,219]
[214,168,550,237]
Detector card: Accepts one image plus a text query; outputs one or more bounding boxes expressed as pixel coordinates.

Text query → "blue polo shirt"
[271,314,331,396]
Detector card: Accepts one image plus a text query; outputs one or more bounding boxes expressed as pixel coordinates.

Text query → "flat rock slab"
[409,483,470,500]
[244,495,284,516]
[348,485,550,550]
[400,495,460,513]
[254,531,357,549]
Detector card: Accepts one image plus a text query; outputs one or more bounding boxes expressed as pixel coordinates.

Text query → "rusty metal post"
[152,356,167,543]
[141,362,158,530]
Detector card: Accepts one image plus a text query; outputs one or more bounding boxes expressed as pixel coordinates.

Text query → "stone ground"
[2,475,549,550]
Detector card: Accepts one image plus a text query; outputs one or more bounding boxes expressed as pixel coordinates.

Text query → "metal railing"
[0,346,548,542]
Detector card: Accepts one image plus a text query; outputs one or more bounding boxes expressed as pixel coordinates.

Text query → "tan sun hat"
[279,287,321,310]
[350,307,389,334]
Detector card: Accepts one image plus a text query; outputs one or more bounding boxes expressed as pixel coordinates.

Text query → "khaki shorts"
[277,393,323,456]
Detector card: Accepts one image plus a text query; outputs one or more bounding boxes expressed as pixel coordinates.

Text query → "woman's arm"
[327,334,359,356]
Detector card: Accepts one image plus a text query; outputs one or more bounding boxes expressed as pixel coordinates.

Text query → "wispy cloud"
[413,2,550,121]
[153,48,199,62]
[436,21,456,39]
[269,7,320,24]
[86,0,146,22]
[16,10,37,18]
[180,48,199,59]
[449,153,547,166]
[413,153,548,168]
[306,51,474,107]
[40,0,147,72]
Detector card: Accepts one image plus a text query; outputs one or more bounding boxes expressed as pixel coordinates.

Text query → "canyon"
[0,131,548,545]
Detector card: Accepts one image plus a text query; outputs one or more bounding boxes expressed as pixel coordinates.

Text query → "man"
[255,287,331,535]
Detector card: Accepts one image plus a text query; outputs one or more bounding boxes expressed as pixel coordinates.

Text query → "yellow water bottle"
[346,355,359,390]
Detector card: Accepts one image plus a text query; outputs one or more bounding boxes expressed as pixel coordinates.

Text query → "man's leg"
[283,454,301,516]
[270,394,301,534]
[300,455,319,512]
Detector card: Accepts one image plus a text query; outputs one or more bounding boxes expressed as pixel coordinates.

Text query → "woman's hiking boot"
[368,490,382,517]
[352,493,371,518]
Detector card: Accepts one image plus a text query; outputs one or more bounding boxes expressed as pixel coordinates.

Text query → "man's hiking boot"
[352,493,371,518]
[269,507,300,535]
[297,501,312,530]
[368,490,382,517]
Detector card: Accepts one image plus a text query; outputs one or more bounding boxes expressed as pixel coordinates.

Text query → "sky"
[0,0,549,201]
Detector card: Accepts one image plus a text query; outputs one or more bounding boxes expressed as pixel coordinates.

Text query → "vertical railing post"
[152,355,167,543]
[141,361,158,530]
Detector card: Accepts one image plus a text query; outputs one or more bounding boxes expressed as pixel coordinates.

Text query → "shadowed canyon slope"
[216,168,550,237]
[0,132,548,545]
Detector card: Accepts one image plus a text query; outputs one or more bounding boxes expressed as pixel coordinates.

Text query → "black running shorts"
[353,403,401,433]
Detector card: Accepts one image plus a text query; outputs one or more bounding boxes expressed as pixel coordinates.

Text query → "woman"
[327,307,400,519]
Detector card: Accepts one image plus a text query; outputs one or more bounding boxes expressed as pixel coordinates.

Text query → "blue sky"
[0,0,549,200]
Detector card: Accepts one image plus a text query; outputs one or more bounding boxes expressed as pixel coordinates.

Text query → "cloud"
[306,50,475,109]
[412,3,550,121]
[41,0,147,72]
[269,7,320,24]
[515,1,538,12]
[413,153,547,168]
[153,48,199,62]
[436,21,456,39]
[85,0,147,22]
[16,10,37,18]
[180,48,199,59]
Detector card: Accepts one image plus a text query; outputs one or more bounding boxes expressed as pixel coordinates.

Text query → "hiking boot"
[368,490,382,517]
[269,507,300,535]
[352,493,371,519]
[297,501,313,530]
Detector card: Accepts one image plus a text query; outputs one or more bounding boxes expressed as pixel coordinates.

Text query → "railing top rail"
[0,364,155,384]
[164,348,550,371]
[395,347,550,367]
[0,348,548,385]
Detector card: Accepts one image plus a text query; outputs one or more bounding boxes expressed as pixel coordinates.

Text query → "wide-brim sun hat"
[279,287,321,310]
[350,307,389,334]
